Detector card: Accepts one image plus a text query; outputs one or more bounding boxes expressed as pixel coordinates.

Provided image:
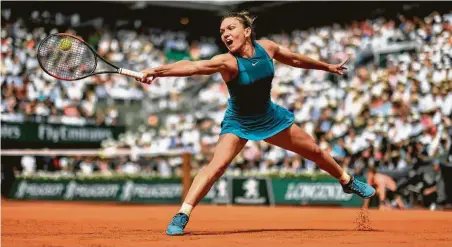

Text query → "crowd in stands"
[2,7,451,200]
[109,10,451,180]
[1,9,219,126]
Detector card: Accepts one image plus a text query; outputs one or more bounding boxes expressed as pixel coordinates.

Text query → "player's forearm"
[153,60,197,77]
[293,54,330,71]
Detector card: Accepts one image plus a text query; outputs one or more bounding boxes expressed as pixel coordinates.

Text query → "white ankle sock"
[339,171,351,185]
[179,202,193,216]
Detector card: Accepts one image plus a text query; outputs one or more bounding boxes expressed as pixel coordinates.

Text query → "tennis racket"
[37,33,145,81]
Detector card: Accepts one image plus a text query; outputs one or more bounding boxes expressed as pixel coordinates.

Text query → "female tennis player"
[138,11,376,236]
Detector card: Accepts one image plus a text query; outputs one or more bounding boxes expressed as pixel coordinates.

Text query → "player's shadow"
[187,228,382,236]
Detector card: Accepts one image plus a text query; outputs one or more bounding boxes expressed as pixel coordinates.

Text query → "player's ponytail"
[222,11,257,40]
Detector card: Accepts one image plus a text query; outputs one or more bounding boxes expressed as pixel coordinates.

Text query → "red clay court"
[2,200,451,247]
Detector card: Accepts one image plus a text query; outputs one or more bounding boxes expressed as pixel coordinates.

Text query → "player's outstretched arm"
[138,54,230,83]
[258,39,348,75]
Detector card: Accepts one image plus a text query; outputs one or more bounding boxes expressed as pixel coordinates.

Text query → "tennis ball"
[59,38,72,51]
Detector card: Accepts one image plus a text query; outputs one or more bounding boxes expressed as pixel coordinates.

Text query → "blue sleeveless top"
[220,41,294,141]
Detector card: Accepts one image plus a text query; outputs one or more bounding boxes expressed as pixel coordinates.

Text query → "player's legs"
[166,133,247,235]
[183,133,247,207]
[265,124,344,179]
[265,124,375,198]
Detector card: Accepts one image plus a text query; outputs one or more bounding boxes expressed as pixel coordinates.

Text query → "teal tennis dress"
[220,41,294,141]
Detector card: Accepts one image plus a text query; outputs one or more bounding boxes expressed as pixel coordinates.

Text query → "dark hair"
[222,11,257,40]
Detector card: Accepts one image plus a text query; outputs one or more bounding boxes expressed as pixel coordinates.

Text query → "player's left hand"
[327,57,348,75]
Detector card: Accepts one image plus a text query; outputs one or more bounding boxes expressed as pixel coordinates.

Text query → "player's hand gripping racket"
[37,33,147,81]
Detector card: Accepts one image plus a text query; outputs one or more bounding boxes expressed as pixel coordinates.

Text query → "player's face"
[220,17,251,53]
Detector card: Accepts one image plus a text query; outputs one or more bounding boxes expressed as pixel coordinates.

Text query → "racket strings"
[38,35,96,80]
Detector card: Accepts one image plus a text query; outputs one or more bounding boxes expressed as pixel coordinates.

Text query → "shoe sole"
[343,189,376,199]
[363,190,376,199]
[166,231,184,236]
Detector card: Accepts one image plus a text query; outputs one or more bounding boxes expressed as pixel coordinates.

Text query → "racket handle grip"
[118,68,144,79]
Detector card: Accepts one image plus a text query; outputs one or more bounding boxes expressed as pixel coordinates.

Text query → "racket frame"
[37,33,143,81]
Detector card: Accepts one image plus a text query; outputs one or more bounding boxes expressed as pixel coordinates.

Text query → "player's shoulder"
[256,39,279,58]
[209,53,238,82]
[211,53,235,62]
[256,39,277,47]
[210,53,236,70]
